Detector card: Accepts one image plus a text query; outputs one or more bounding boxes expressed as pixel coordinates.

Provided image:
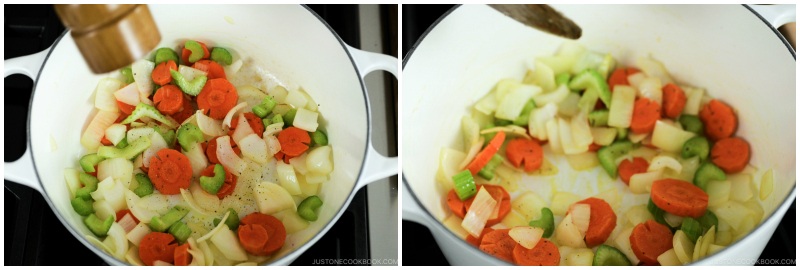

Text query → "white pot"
[402,4,795,266]
[4,5,397,265]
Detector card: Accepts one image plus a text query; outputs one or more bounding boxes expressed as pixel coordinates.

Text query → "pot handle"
[749,4,796,28]
[401,181,433,227]
[4,48,51,193]
[345,45,399,189]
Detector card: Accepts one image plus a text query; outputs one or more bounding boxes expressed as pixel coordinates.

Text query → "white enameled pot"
[4,5,398,265]
[402,4,795,266]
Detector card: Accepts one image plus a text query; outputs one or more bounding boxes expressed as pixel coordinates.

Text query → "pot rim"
[26,4,373,266]
[401,4,796,266]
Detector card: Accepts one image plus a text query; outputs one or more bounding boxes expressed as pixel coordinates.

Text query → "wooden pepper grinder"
[55,4,160,74]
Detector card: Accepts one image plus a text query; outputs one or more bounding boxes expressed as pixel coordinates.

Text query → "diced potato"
[565,152,599,171]
[613,227,640,265]
[715,230,732,246]
[624,205,654,227]
[443,215,468,239]
[712,200,754,233]
[651,120,695,152]
[590,127,617,146]
[657,249,682,266]
[512,192,548,221]
[501,210,529,228]
[556,213,586,248]
[706,180,731,208]
[566,248,594,266]
[629,170,662,194]
[682,86,705,115]
[729,173,754,202]
[551,192,581,216]
[760,169,774,201]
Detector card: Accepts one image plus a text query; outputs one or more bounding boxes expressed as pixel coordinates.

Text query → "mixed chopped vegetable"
[439,42,767,266]
[67,39,334,266]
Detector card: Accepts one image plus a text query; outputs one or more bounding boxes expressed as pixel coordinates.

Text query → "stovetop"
[400,4,796,266]
[4,4,396,266]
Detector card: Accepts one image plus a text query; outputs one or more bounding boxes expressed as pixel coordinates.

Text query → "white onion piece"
[64,168,81,198]
[556,213,586,248]
[263,122,284,137]
[528,103,558,140]
[239,134,268,164]
[254,181,296,215]
[495,82,541,120]
[216,136,246,176]
[673,230,694,264]
[198,211,231,243]
[560,117,587,154]
[630,170,663,194]
[104,124,127,146]
[139,91,154,106]
[608,85,636,128]
[570,112,593,149]
[209,225,249,261]
[92,199,116,221]
[293,108,319,132]
[545,118,563,154]
[141,131,168,168]
[99,157,134,189]
[94,78,124,112]
[183,142,209,177]
[180,188,215,216]
[474,91,498,115]
[569,203,591,236]
[126,127,155,143]
[85,234,114,256]
[590,127,617,146]
[509,226,544,249]
[284,90,309,109]
[106,223,128,259]
[289,153,308,175]
[126,222,152,246]
[300,88,318,112]
[81,110,120,152]
[224,59,243,76]
[132,59,155,96]
[237,85,268,111]
[222,102,248,128]
[648,155,683,173]
[276,162,302,195]
[534,84,569,106]
[461,187,497,237]
[178,65,207,81]
[114,82,140,106]
[637,76,663,105]
[125,190,157,223]
[126,246,144,266]
[682,86,705,115]
[306,145,333,175]
[458,136,484,170]
[657,249,681,266]
[198,239,215,266]
[627,72,647,89]
[153,261,173,266]
[664,212,685,228]
[264,135,282,158]
[231,112,255,144]
[196,110,226,137]
[91,176,115,201]
[651,120,695,152]
[304,173,328,184]
[269,85,289,104]
[187,238,206,266]
[480,125,531,140]
[615,227,640,265]
[636,56,674,84]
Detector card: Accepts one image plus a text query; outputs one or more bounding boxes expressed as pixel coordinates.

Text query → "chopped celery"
[681,218,702,243]
[528,207,555,237]
[152,125,175,147]
[698,210,718,233]
[616,127,628,140]
[311,130,328,147]
[284,108,298,127]
[679,115,704,134]
[588,109,610,127]
[75,173,99,200]
[97,136,151,160]
[150,206,189,232]
[648,198,668,226]
[133,173,154,197]
[477,154,503,180]
[694,162,726,191]
[210,47,233,65]
[213,208,240,231]
[494,118,513,127]
[170,69,207,96]
[252,105,269,118]
[555,73,571,86]
[184,40,205,63]
[262,118,272,128]
[115,137,129,149]
[121,66,134,84]
[297,195,324,221]
[513,99,536,126]
[79,154,105,173]
[261,96,277,113]
[177,123,204,151]
[168,221,192,243]
[200,164,226,194]
[592,244,632,266]
[154,47,179,65]
[272,114,284,125]
[569,69,612,108]
[452,170,477,201]
[681,136,709,161]
[84,214,114,237]
[597,53,616,79]
[120,103,178,128]
[71,197,94,216]
[597,140,633,178]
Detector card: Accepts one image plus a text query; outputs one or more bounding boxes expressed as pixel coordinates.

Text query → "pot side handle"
[345,45,399,189]
[749,4,796,28]
[4,48,51,194]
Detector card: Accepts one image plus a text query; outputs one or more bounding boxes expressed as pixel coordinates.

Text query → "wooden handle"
[55,4,161,74]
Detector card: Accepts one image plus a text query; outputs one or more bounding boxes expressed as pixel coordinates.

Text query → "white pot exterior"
[6,5,397,265]
[403,4,795,266]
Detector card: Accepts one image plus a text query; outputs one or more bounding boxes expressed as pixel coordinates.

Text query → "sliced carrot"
[629,219,673,265]
[231,112,266,136]
[173,243,192,266]
[192,59,226,80]
[505,138,544,172]
[117,99,136,115]
[661,83,686,119]
[152,85,185,115]
[181,41,210,64]
[273,151,295,164]
[147,149,193,195]
[618,157,649,186]
[650,179,708,218]
[710,137,750,174]
[699,99,737,141]
[479,229,515,263]
[277,127,311,156]
[466,227,494,247]
[238,224,270,256]
[588,143,602,152]
[447,189,467,219]
[240,213,286,256]
[571,197,616,247]
[200,164,238,199]
[512,239,560,266]
[152,60,177,86]
[169,94,195,124]
[101,136,113,146]
[630,98,661,134]
[116,209,140,223]
[197,78,239,120]
[608,67,641,90]
[139,232,177,266]
[467,131,507,175]
[464,185,511,226]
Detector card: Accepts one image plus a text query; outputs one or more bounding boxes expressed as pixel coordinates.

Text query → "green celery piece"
[569,69,612,108]
[698,210,718,233]
[154,47,179,65]
[529,208,555,238]
[134,173,154,197]
[681,218,702,243]
[261,96,278,113]
[297,195,324,222]
[121,66,134,84]
[168,222,192,243]
[271,114,284,125]
[477,154,503,180]
[679,115,704,134]
[75,173,99,200]
[184,40,205,63]
[310,130,328,147]
[592,245,632,266]
[284,108,298,127]
[647,198,668,226]
[681,136,710,161]
[588,109,610,127]
[97,136,152,160]
[513,99,537,126]
[213,208,240,231]
[71,197,94,216]
[494,118,512,127]
[84,214,114,237]
[555,73,571,86]
[116,137,129,149]
[597,53,616,79]
[152,125,175,146]
[199,164,226,194]
[616,127,628,140]
[176,123,204,151]
[210,47,232,65]
[452,170,477,201]
[120,103,178,128]
[597,140,633,178]
[262,118,272,129]
[252,105,269,119]
[170,69,207,97]
[150,206,190,232]
[79,154,105,173]
[694,162,726,191]
[577,87,600,114]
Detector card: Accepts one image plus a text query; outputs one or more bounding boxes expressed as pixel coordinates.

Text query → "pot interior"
[403,3,794,260]
[29,4,368,264]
